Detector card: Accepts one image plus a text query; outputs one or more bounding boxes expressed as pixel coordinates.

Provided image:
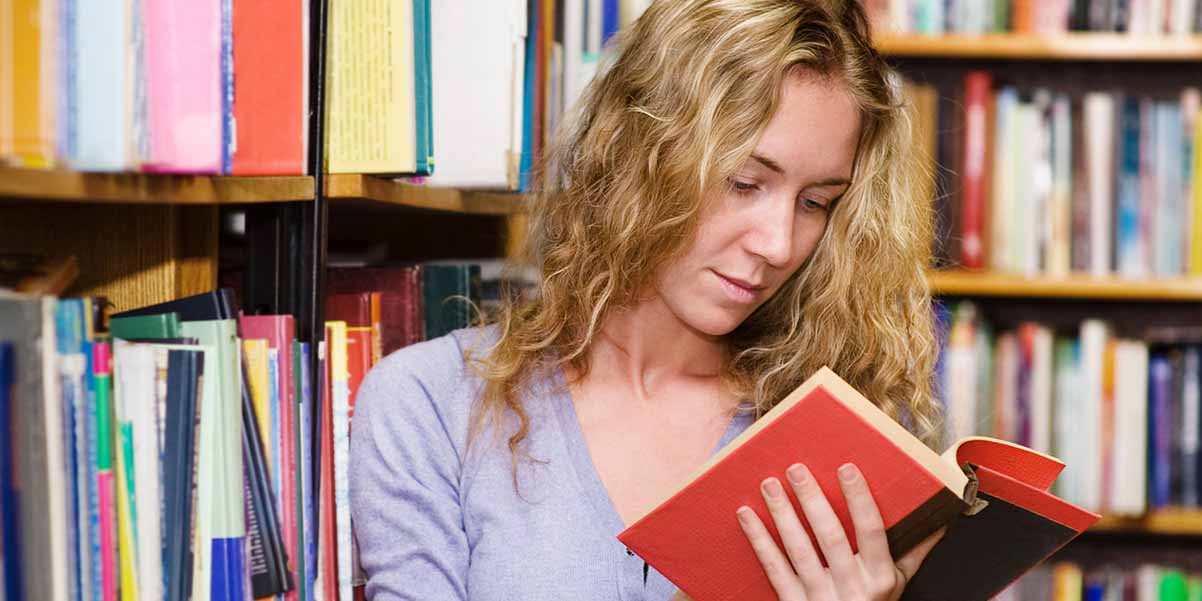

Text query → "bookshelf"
[0,167,313,204]
[927,270,1202,301]
[325,174,525,215]
[1092,510,1202,536]
[885,24,1202,550]
[874,33,1202,61]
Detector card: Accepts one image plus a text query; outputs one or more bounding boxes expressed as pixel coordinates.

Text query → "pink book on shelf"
[142,0,222,173]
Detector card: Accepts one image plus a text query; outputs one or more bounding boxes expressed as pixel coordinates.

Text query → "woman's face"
[655,70,862,337]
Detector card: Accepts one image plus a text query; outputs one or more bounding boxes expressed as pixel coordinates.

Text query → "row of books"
[937,302,1202,518]
[0,0,654,185]
[349,0,649,187]
[867,0,1202,35]
[0,259,501,601]
[0,0,307,174]
[997,562,1202,601]
[908,73,1202,278]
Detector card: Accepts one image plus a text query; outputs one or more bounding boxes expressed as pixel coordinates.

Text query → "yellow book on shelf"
[113,401,139,601]
[325,0,415,173]
[8,0,55,167]
[1190,111,1202,275]
[1051,563,1083,601]
[243,339,273,471]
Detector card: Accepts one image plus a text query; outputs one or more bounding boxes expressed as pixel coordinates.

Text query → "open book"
[617,367,1101,601]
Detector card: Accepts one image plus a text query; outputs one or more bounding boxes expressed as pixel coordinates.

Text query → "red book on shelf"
[959,71,992,270]
[617,367,1100,601]
[327,267,424,354]
[231,0,306,174]
[238,315,300,601]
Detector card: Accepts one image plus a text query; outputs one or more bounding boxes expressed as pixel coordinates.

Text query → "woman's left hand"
[736,462,945,601]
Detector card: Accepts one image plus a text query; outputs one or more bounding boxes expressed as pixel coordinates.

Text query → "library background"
[2,0,1202,599]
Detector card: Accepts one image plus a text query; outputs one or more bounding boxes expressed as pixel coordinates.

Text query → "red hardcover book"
[231,0,306,174]
[238,315,299,601]
[326,293,382,411]
[327,267,424,354]
[617,367,1100,601]
[959,71,992,270]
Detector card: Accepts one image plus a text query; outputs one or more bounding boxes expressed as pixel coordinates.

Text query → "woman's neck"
[585,294,726,401]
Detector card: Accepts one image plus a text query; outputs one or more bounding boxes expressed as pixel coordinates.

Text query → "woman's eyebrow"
[750,153,786,175]
[810,177,851,187]
[751,154,851,188]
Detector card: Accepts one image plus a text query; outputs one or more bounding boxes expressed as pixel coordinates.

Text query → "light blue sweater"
[350,327,755,600]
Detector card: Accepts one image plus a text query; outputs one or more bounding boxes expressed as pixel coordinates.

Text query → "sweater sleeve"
[349,337,472,601]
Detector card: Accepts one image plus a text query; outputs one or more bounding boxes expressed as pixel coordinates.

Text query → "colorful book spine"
[298,343,316,601]
[325,322,353,601]
[142,0,222,173]
[93,344,115,601]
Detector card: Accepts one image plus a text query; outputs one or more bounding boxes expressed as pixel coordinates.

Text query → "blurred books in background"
[866,0,1202,36]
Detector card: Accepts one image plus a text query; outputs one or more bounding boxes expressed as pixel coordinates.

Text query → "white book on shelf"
[990,88,1017,274]
[1048,94,1073,277]
[1111,340,1149,516]
[1083,93,1115,278]
[428,0,527,188]
[1171,0,1195,34]
[1077,319,1108,514]
[113,340,164,601]
[562,0,587,117]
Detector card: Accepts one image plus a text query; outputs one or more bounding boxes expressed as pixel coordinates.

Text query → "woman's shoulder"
[355,324,499,447]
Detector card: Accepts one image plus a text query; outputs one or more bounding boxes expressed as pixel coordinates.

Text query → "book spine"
[93,344,115,601]
[0,343,22,601]
[960,71,991,270]
[298,343,316,601]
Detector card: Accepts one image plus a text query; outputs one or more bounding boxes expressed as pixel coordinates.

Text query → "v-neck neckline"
[549,364,752,534]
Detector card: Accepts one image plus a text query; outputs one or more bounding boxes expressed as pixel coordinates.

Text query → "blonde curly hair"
[467,0,942,470]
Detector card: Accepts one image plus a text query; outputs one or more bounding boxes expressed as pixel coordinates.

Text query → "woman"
[350,1,945,600]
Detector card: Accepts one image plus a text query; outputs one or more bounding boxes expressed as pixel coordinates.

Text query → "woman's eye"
[801,198,828,212]
[729,179,759,194]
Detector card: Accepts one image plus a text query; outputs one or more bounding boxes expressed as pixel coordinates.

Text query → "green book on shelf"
[422,263,482,340]
[110,312,182,340]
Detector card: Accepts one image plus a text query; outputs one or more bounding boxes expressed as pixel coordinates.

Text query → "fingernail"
[736,506,754,525]
[839,463,859,482]
[761,478,783,498]
[786,463,809,485]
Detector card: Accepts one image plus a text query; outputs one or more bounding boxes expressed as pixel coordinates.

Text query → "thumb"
[669,590,695,601]
[895,526,946,583]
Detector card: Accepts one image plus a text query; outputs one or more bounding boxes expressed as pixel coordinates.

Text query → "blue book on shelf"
[519,0,539,191]
[601,0,618,45]
[413,0,434,175]
[1116,95,1142,277]
[0,342,21,601]
[75,0,132,171]
[220,0,235,174]
[1149,355,1173,509]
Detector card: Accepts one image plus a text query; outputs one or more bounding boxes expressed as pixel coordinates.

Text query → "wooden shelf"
[875,33,1202,60]
[326,174,525,216]
[1090,510,1202,536]
[928,270,1202,301]
[0,167,312,204]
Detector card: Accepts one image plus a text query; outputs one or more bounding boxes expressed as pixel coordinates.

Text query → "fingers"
[759,477,828,589]
[837,463,897,597]
[895,526,946,583]
[736,506,807,601]
[786,463,864,600]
